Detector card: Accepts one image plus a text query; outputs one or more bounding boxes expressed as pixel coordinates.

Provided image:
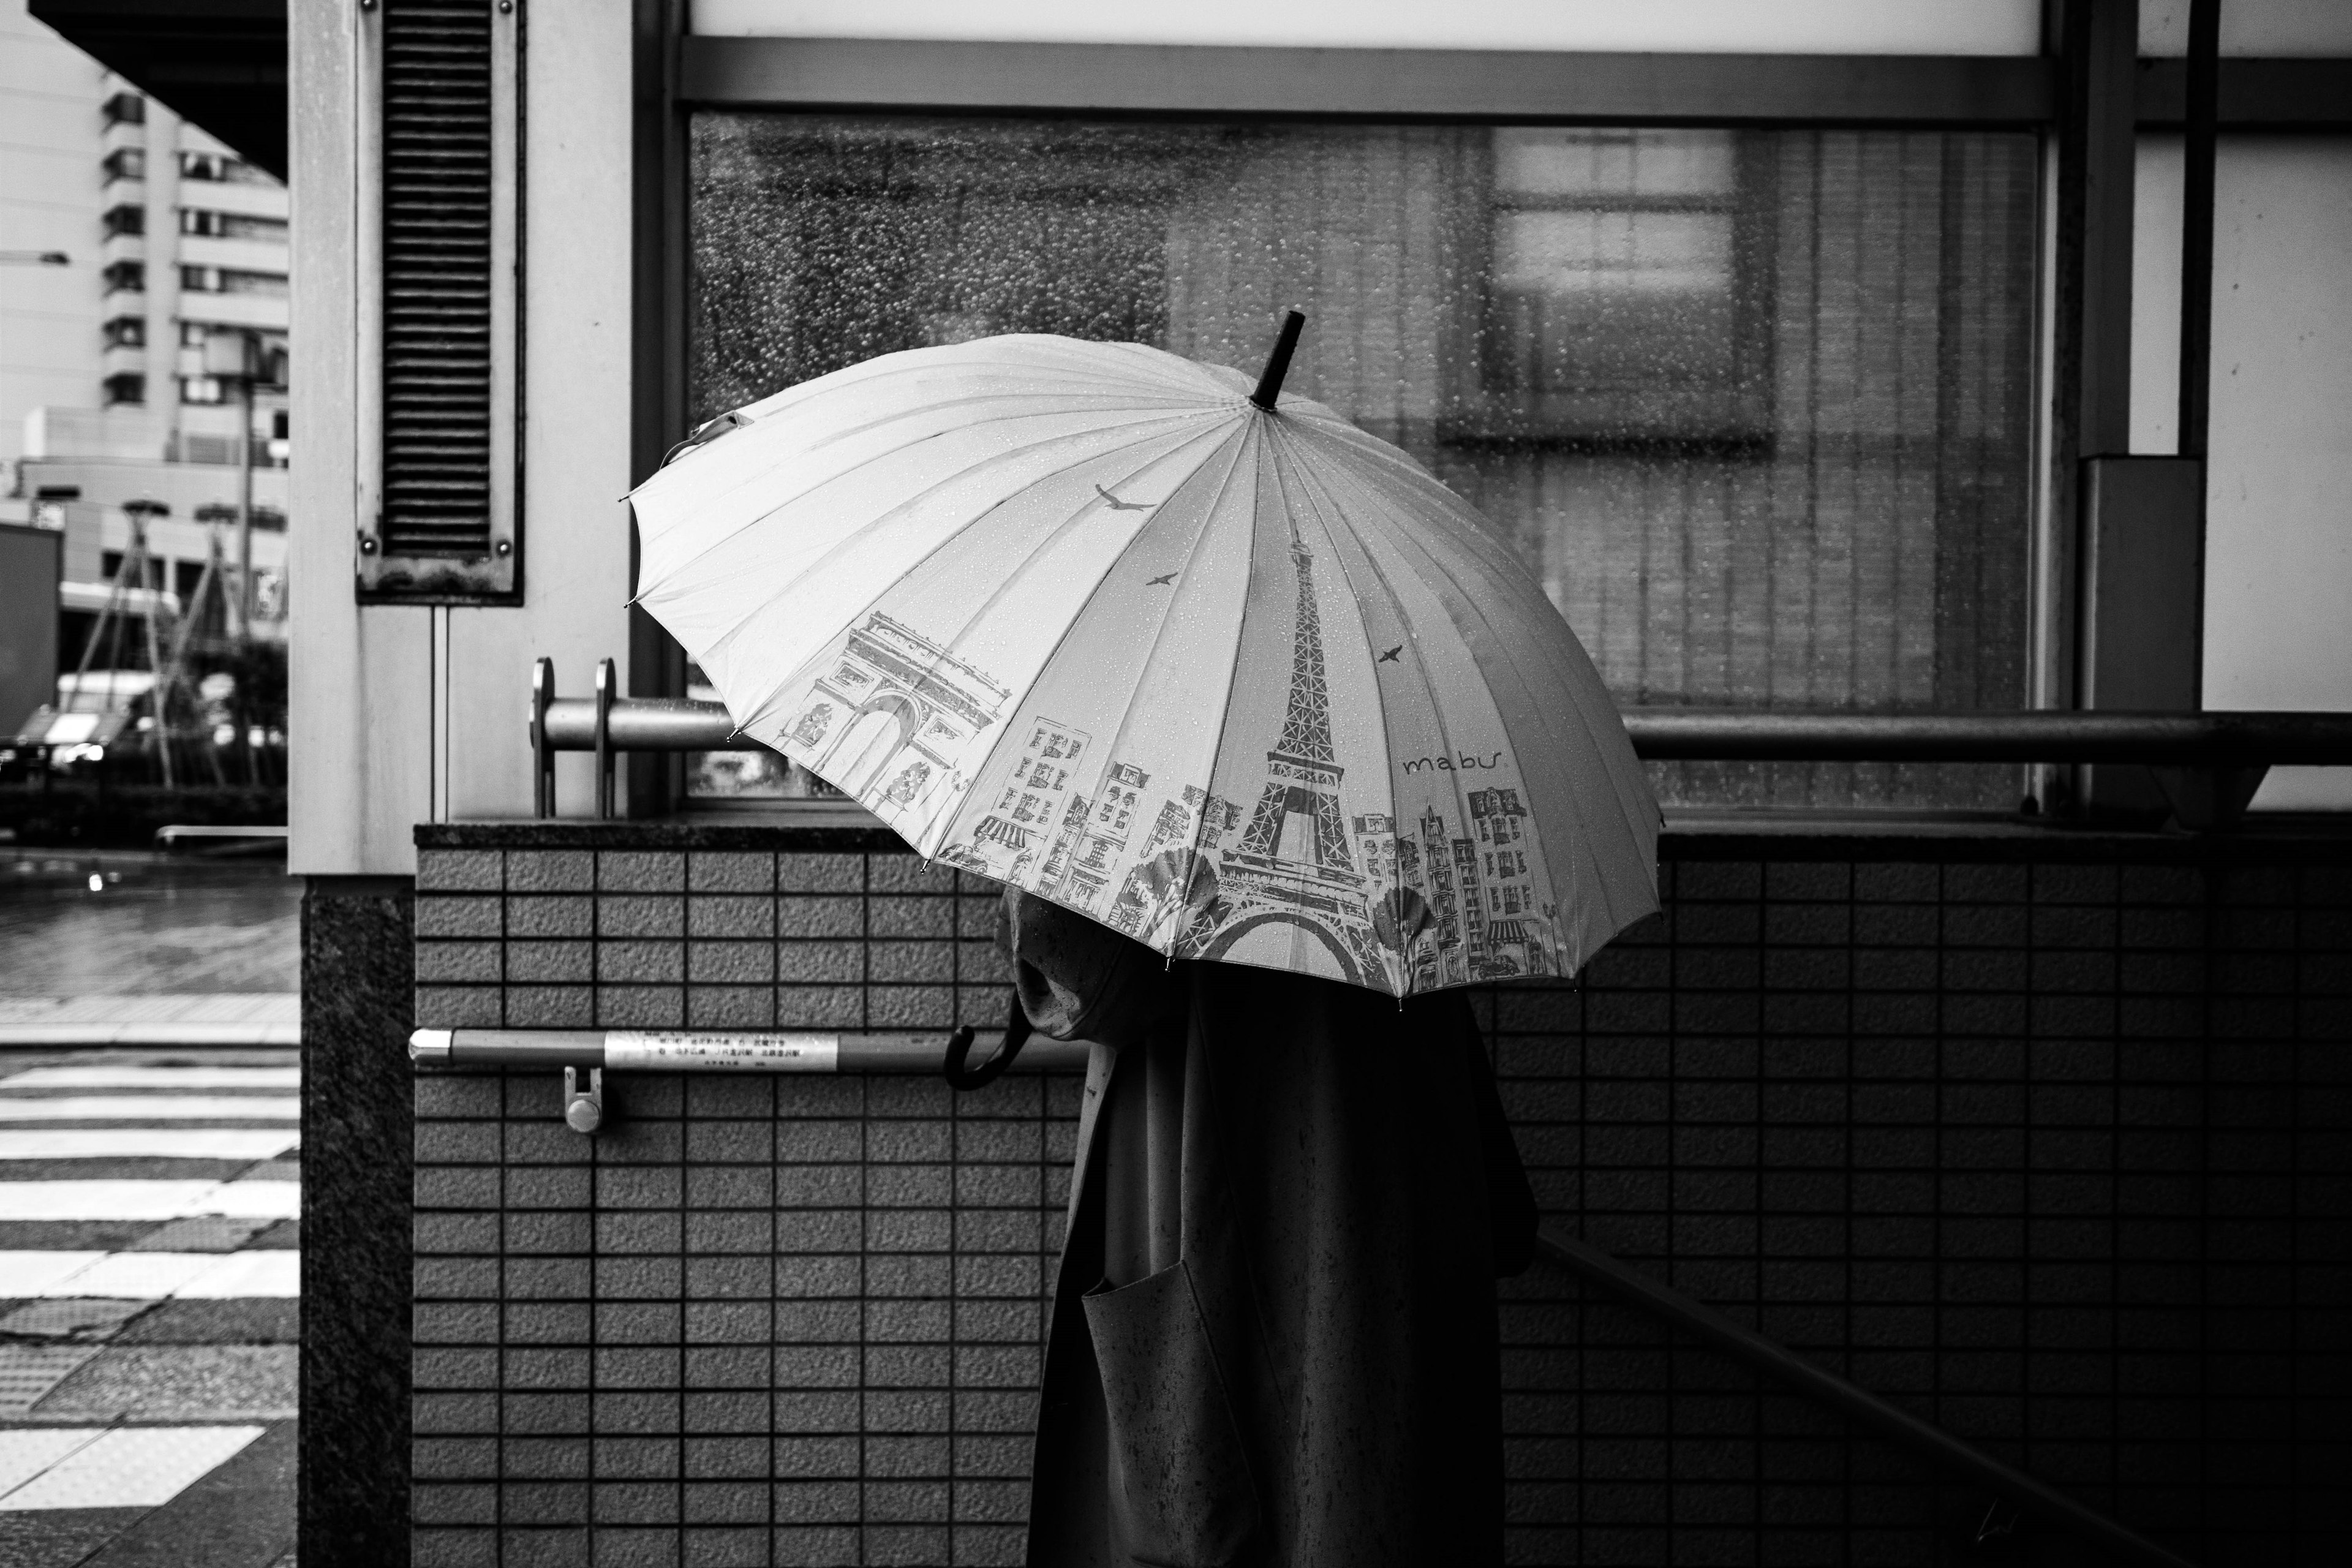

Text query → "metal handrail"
[409,1027,1085,1074]
[538,692,2352,769]
[409,1019,2197,1567]
[529,658,2352,818]
[1535,1223,2198,1568]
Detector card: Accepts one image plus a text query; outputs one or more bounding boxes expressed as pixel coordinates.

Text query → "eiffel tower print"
[1189,527,1380,986]
[1238,535,1355,871]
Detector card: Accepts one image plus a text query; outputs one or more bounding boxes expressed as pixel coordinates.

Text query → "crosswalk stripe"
[1,1066,301,1090]
[0,1430,104,1496]
[0,1250,301,1300]
[0,1096,298,1122]
[0,1251,111,1293]
[0,1130,297,1161]
[173,1251,300,1299]
[0,1425,266,1510]
[0,1181,300,1222]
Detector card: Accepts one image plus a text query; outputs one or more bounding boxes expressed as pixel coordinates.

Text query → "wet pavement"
[0,857,301,1564]
[0,1048,298,1567]
[0,856,300,998]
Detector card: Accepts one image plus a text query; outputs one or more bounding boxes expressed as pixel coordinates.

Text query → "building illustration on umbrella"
[929,520,1570,987]
[637,329,1646,998]
[785,613,1012,810]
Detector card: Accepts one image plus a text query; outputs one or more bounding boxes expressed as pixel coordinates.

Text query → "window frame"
[635,31,2352,818]
[643,35,2068,814]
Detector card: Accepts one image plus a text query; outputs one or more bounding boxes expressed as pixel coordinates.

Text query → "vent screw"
[359,535,379,555]
[496,538,512,557]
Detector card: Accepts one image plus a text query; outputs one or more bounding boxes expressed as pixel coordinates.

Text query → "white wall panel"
[2137,136,2352,809]
[442,0,635,823]
[690,0,2041,56]
[2142,1,2352,56]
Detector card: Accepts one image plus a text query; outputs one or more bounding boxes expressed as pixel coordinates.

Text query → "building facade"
[283,4,2352,1564]
[3,3,292,725]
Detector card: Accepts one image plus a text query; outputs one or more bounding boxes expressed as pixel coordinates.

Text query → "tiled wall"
[409,830,2352,1567]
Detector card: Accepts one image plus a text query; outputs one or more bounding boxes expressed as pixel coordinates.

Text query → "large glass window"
[688,116,2040,810]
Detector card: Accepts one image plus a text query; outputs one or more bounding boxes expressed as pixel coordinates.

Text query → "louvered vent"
[369,0,513,597]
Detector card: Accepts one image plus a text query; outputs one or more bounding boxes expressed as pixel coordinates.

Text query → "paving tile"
[174,1253,300,1300]
[0,1068,298,1092]
[34,1254,246,1301]
[127,1216,272,1254]
[64,1420,293,1565]
[0,1151,270,1177]
[0,1258,105,1298]
[0,1426,263,1509]
[0,1300,152,1345]
[32,1348,295,1422]
[0,1348,102,1418]
[115,1300,298,1347]
[0,1106,298,1136]
[0,1507,144,1566]
[0,1184,286,1223]
[245,1219,298,1251]
[0,1433,100,1498]
[0,1224,157,1254]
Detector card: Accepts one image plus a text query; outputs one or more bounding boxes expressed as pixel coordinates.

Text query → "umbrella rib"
[897,422,1250,858]
[738,420,1239,807]
[693,412,1219,696]
[1309,447,1643,951]
[1030,425,1259,957]
[641,404,1211,597]
[1162,419,1268,965]
[1266,422,1410,993]
[1278,426,1501,986]
[1295,429,1638,943]
[715,340,1227,429]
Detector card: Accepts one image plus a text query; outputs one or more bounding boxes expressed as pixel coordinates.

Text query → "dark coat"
[1001,891,1536,1568]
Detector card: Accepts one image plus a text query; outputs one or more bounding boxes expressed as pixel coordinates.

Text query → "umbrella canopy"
[630,327,1659,996]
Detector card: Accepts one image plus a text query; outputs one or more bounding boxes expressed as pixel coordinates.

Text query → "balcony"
[173,292,287,333]
[175,236,288,275]
[178,181,286,221]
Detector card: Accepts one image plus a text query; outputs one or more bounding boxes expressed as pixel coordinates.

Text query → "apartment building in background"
[1,0,288,731]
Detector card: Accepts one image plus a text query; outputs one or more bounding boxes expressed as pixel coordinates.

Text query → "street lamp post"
[201,329,277,640]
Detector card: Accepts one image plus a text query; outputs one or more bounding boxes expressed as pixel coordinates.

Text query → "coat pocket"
[1081,1260,1259,1568]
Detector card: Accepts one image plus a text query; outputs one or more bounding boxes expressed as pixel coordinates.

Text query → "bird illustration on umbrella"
[627,310,1660,1568]
[629,312,1657,995]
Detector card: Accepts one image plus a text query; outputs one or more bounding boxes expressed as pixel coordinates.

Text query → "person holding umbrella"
[630,314,1660,1564]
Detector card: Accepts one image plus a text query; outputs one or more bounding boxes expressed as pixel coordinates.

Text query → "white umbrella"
[630,317,1659,997]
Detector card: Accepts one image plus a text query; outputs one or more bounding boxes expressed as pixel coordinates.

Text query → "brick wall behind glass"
[409,843,2352,1567]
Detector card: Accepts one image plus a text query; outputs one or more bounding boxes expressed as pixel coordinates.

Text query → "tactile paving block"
[0,1297,152,1344]
[0,1344,100,1416]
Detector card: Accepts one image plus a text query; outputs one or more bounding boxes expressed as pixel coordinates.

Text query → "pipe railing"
[530,657,2352,820]
[1536,1223,2198,1568]
[409,1019,2201,1567]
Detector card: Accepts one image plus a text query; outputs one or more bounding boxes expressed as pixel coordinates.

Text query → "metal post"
[130,513,173,788]
[593,658,616,820]
[530,657,556,818]
[2177,0,2220,464]
[235,344,255,641]
[2049,0,2142,815]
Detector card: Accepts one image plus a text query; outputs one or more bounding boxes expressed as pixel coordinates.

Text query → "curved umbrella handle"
[943,991,1035,1091]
